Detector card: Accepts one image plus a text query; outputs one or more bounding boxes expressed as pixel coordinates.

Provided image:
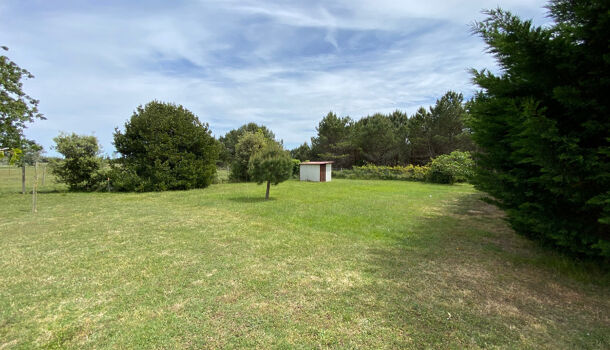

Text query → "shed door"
[320,164,326,182]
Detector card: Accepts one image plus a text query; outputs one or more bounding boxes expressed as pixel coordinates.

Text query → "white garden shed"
[299,161,333,182]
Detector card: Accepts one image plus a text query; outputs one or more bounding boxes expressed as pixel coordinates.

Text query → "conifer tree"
[468,0,610,258]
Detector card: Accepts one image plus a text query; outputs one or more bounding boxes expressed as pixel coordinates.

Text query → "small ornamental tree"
[113,101,219,191]
[230,131,267,182]
[248,142,293,200]
[219,123,276,165]
[51,133,103,191]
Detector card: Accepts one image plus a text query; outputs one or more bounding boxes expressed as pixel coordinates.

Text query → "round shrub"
[113,101,219,191]
[426,151,474,184]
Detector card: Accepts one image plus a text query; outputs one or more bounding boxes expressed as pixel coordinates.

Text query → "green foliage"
[426,151,474,184]
[310,97,474,168]
[334,164,429,182]
[310,112,356,168]
[353,113,401,166]
[407,92,475,164]
[219,123,276,166]
[0,46,45,149]
[332,152,473,185]
[468,1,610,258]
[17,140,43,166]
[230,131,268,182]
[291,158,301,177]
[51,133,105,191]
[290,142,312,161]
[248,142,293,199]
[248,142,293,186]
[113,101,219,192]
[0,147,22,165]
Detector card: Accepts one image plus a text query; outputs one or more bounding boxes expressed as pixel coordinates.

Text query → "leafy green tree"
[219,123,276,165]
[468,0,610,258]
[51,133,103,191]
[248,142,293,200]
[230,131,268,182]
[0,147,21,164]
[290,142,312,161]
[113,101,219,191]
[0,46,45,160]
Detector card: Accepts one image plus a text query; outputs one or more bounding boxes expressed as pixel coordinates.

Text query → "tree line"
[289,91,475,168]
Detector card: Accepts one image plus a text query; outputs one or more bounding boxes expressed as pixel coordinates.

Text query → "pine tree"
[468,0,610,258]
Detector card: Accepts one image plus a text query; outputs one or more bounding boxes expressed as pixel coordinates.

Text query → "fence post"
[32,162,38,213]
[21,165,26,194]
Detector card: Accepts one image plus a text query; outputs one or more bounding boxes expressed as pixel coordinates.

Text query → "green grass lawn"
[1,166,608,349]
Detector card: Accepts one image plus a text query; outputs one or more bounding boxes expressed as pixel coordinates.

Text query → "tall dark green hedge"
[113,101,219,191]
[468,0,609,258]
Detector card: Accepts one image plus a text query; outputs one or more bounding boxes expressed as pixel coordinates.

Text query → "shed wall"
[300,164,320,181]
[326,164,332,182]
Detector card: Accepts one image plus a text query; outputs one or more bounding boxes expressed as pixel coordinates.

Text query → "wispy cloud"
[0,0,548,155]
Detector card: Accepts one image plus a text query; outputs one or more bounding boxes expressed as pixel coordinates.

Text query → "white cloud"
[0,0,548,155]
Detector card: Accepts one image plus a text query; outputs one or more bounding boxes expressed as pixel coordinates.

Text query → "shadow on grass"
[357,192,610,347]
[228,196,277,203]
[372,192,609,285]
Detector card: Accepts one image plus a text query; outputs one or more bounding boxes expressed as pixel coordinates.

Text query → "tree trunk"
[265,180,270,200]
[21,165,26,194]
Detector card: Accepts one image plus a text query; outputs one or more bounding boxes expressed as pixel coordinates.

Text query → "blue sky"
[1,0,549,156]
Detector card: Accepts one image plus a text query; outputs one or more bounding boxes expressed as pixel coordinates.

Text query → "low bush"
[333,164,429,182]
[51,133,108,191]
[426,151,474,184]
[291,159,300,178]
[332,151,474,185]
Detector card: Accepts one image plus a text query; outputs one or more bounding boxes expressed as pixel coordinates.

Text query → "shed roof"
[300,161,334,165]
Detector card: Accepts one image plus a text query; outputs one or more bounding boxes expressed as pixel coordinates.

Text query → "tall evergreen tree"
[388,110,411,165]
[310,112,356,168]
[468,0,610,258]
[290,142,312,161]
[353,113,400,166]
[408,92,472,164]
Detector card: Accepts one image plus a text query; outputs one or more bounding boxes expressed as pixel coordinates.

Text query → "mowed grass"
[1,167,609,349]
